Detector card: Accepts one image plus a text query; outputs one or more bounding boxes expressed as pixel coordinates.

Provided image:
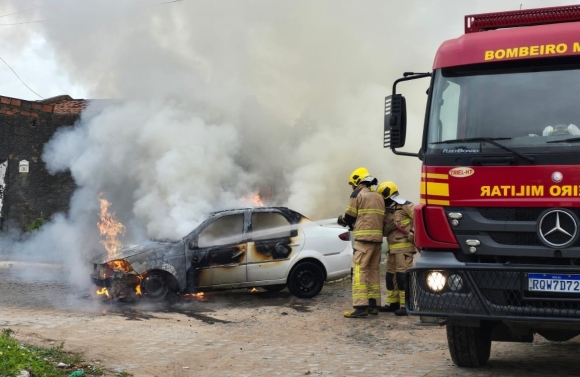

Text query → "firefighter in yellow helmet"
[338,167,385,318]
[376,181,416,316]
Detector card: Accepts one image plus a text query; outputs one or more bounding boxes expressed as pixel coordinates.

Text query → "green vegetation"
[25,217,44,232]
[0,328,131,377]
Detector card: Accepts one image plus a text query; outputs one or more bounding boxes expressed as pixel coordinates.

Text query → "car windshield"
[427,62,580,154]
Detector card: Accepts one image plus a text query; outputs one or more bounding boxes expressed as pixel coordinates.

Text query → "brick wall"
[0,95,78,231]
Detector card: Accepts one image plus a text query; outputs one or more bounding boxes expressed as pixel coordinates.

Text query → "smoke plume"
[1,0,574,283]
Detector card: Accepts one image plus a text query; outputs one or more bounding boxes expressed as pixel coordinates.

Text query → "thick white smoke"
[1,0,577,284]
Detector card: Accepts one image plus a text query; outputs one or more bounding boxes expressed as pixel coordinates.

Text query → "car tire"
[263,284,286,293]
[287,261,324,298]
[446,324,492,367]
[141,272,170,301]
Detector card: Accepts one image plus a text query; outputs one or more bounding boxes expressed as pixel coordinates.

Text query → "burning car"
[91,207,353,300]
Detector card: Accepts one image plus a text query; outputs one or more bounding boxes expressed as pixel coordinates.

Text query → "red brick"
[30,103,43,110]
[1,97,10,105]
[6,110,18,115]
[20,110,31,116]
[41,105,53,112]
[10,99,21,106]
[30,112,38,118]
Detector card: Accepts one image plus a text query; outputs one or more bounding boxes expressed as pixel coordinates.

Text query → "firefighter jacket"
[344,185,385,243]
[383,200,416,254]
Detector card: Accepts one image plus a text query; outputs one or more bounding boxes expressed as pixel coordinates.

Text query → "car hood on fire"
[90,239,179,264]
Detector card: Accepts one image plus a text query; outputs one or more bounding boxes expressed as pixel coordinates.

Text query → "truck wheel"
[446,324,492,367]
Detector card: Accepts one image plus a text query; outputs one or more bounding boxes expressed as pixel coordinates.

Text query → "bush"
[26,217,44,232]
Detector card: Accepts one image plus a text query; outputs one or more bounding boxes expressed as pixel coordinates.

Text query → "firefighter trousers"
[385,252,415,306]
[352,241,382,308]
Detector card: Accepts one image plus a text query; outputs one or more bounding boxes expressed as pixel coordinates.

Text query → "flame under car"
[90,207,353,300]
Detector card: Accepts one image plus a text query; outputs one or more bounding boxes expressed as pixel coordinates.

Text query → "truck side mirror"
[384,94,407,149]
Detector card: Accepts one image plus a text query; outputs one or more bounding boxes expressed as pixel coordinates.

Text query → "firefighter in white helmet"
[376,181,416,316]
[338,167,385,318]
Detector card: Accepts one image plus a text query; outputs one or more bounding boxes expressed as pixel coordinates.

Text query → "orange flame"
[107,260,132,273]
[181,292,206,301]
[250,287,258,293]
[241,192,264,207]
[96,287,110,298]
[97,193,126,260]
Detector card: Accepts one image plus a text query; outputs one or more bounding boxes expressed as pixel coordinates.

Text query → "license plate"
[528,273,580,293]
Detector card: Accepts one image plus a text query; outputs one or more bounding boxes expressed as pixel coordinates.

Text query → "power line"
[0,20,42,26]
[0,5,43,19]
[0,56,44,99]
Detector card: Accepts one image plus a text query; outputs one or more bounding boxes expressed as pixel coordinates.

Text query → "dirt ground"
[1,261,580,377]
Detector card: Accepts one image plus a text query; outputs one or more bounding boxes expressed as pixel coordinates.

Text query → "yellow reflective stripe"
[426,182,449,196]
[420,198,426,204]
[346,206,358,214]
[399,219,411,226]
[368,293,381,299]
[358,209,385,215]
[399,291,406,305]
[427,173,448,180]
[390,242,414,249]
[353,230,383,236]
[428,199,450,206]
[354,264,361,285]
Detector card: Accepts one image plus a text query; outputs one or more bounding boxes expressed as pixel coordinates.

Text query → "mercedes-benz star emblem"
[537,209,579,248]
[552,171,563,183]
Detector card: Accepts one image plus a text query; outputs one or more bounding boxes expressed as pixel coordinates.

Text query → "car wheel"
[446,323,492,367]
[263,284,286,293]
[287,261,324,298]
[141,272,169,301]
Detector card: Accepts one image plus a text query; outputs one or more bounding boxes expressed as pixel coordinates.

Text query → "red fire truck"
[385,5,580,368]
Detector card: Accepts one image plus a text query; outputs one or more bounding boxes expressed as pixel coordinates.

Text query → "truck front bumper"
[408,252,580,323]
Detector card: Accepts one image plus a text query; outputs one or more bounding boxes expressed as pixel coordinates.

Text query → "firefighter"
[338,167,385,318]
[376,181,416,316]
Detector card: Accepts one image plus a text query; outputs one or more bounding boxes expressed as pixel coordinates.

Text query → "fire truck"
[384,5,580,368]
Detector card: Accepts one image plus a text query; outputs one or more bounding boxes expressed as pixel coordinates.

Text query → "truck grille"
[488,231,542,246]
[479,207,580,221]
[408,269,580,319]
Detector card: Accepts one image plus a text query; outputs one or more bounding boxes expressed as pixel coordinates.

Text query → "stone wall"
[0,95,79,231]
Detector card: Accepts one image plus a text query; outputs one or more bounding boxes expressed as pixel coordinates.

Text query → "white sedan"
[91,207,353,300]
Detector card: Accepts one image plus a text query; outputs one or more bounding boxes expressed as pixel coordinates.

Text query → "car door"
[190,213,248,288]
[247,210,304,282]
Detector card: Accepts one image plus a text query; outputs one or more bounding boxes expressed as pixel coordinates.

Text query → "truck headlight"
[426,271,446,292]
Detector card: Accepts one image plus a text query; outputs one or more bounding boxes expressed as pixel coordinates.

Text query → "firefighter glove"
[337,215,348,227]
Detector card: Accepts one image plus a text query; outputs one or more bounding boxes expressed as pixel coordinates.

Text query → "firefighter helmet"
[348,167,371,187]
[377,181,398,200]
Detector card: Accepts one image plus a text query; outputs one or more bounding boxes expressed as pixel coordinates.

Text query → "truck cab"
[386,5,580,368]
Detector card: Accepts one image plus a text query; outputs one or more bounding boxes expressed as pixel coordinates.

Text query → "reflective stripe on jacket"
[344,185,385,243]
[384,201,416,253]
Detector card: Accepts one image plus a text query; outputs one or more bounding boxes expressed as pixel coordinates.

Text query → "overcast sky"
[1,0,578,102]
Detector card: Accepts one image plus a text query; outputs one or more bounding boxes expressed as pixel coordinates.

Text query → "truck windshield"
[427,63,580,153]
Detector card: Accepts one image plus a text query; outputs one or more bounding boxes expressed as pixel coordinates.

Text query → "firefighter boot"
[394,307,407,316]
[379,302,400,312]
[344,307,369,318]
[367,298,379,315]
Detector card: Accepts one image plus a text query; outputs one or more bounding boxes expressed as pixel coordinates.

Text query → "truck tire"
[446,324,492,367]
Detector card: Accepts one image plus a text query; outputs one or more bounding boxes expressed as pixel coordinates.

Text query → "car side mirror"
[384,94,407,149]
